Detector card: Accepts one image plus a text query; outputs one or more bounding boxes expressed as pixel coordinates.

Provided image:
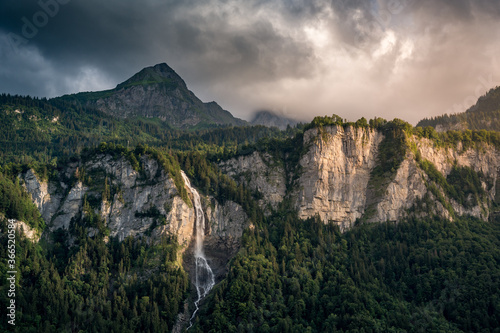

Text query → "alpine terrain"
[0,65,499,332]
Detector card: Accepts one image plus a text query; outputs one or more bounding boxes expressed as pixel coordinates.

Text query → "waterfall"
[181,171,215,330]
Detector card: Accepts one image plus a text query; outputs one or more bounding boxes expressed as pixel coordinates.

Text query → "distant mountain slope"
[417,86,500,131]
[56,63,247,129]
[250,110,299,130]
[0,94,285,165]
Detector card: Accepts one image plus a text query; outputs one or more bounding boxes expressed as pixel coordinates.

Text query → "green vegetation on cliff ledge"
[413,125,500,151]
[74,142,191,206]
[372,118,412,176]
[0,170,45,232]
[416,156,488,211]
[362,119,412,221]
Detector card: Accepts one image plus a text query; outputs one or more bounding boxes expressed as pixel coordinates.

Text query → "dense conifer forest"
[195,214,500,332]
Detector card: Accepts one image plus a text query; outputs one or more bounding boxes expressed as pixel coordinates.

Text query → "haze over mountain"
[417,86,500,131]
[250,110,299,130]
[57,63,247,129]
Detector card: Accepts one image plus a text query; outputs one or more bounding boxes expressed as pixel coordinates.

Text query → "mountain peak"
[116,62,186,90]
[56,62,246,128]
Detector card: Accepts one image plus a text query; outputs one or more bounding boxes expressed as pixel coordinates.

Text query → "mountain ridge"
[417,86,500,131]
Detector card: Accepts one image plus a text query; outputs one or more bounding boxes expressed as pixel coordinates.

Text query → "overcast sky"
[1,0,499,124]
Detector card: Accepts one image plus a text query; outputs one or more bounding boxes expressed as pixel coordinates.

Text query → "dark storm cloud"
[0,0,318,96]
[0,0,499,122]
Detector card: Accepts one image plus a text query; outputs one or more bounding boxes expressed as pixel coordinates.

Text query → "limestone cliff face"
[368,158,428,223]
[416,138,499,181]
[21,154,249,251]
[293,127,500,226]
[22,126,500,246]
[54,181,88,231]
[294,127,500,229]
[22,169,62,224]
[203,198,250,279]
[218,124,500,230]
[413,138,500,220]
[205,199,249,249]
[219,151,286,212]
[294,126,383,230]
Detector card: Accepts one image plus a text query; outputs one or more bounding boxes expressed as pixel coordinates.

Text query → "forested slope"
[418,86,500,131]
[0,94,296,165]
[194,214,500,332]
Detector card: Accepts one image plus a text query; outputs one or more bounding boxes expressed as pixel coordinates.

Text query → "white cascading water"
[181,171,215,330]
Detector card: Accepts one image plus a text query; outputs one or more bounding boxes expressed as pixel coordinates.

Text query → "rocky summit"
[57,63,247,128]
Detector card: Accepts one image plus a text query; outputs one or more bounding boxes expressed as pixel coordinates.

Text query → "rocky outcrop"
[416,138,500,180]
[219,151,286,213]
[294,127,500,226]
[152,195,195,247]
[22,154,250,252]
[21,169,62,223]
[368,158,427,222]
[294,125,383,230]
[181,196,250,283]
[16,220,40,242]
[89,155,188,242]
[0,214,41,243]
[52,181,88,230]
[413,137,499,220]
[205,199,249,248]
[196,198,249,280]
